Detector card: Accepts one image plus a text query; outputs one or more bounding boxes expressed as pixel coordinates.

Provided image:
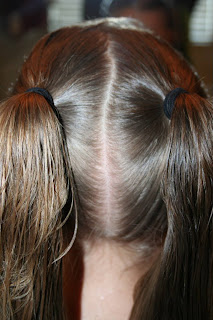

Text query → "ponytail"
[131,93,213,320]
[0,91,75,319]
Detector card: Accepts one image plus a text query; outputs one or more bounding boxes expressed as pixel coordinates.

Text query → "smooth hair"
[0,17,212,319]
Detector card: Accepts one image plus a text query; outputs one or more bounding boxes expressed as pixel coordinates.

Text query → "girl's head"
[15,17,206,242]
[1,17,212,320]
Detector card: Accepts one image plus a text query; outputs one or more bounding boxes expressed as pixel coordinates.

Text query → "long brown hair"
[0,17,212,319]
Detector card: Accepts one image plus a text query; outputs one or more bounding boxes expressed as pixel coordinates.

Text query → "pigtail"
[131,93,213,320]
[0,92,75,319]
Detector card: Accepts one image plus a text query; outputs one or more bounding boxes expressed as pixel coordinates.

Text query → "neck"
[63,239,156,320]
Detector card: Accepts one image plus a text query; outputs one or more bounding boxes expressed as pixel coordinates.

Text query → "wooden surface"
[188,44,213,95]
[0,29,45,100]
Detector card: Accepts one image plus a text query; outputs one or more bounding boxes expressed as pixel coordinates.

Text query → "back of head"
[0,17,212,320]
[15,17,206,242]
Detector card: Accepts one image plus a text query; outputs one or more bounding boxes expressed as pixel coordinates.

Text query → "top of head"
[14,17,206,245]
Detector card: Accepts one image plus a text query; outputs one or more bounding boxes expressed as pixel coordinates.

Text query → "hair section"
[0,92,75,319]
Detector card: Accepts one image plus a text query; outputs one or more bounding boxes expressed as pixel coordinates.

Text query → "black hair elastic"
[26,87,62,123]
[163,88,188,120]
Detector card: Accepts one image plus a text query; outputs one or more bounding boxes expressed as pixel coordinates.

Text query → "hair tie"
[26,87,62,122]
[163,88,188,119]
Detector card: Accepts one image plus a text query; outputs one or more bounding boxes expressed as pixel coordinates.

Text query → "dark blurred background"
[0,0,212,100]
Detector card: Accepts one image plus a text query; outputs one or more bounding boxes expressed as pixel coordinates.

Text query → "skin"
[63,239,156,320]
